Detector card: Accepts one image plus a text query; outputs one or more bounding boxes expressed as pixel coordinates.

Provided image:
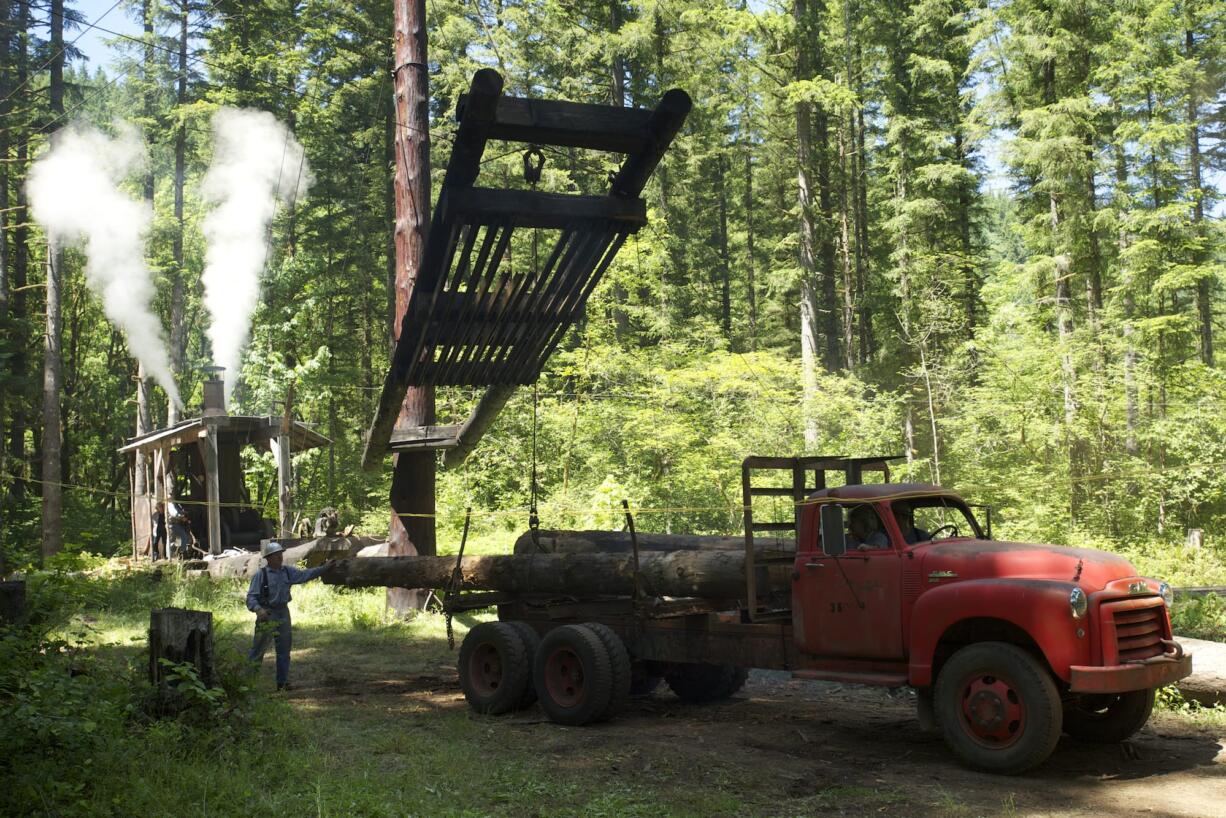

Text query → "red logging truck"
[449,456,1191,774]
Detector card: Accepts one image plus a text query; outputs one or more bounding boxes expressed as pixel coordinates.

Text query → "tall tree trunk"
[384,55,397,351]
[715,154,732,340]
[135,0,156,504]
[0,0,11,498]
[838,118,854,369]
[1187,28,1211,366]
[1044,54,1081,521]
[41,0,66,560]
[1114,135,1138,457]
[919,343,941,486]
[1083,134,1103,320]
[167,1,188,423]
[813,82,840,368]
[7,0,29,500]
[795,0,821,446]
[954,129,976,343]
[388,0,435,614]
[609,0,629,338]
[744,149,758,350]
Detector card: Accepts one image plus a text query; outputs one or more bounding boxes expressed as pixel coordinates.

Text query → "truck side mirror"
[821,504,846,557]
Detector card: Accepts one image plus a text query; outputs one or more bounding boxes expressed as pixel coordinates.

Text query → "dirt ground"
[285,630,1226,818]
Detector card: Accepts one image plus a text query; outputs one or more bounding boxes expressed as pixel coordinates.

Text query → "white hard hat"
[262,541,285,557]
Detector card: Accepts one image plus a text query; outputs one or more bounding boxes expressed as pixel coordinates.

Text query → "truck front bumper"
[1069,650,1192,694]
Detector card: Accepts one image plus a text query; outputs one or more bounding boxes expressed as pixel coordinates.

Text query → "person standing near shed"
[246,542,334,690]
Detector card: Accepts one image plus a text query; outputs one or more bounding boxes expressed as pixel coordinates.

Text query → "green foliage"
[1,0,1224,566]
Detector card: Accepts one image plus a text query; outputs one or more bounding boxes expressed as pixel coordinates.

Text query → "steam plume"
[201,107,313,399]
[27,123,182,408]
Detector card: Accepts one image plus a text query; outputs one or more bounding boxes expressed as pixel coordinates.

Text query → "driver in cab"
[847,505,890,551]
[893,503,932,544]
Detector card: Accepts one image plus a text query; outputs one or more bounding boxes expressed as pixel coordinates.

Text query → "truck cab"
[793,483,1191,772]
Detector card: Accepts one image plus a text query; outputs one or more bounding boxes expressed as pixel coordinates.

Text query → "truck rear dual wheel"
[506,621,542,709]
[534,624,616,726]
[582,622,632,720]
[1063,689,1154,743]
[458,622,533,715]
[665,663,749,703]
[934,642,1062,775]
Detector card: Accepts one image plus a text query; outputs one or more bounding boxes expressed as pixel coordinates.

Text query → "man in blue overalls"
[246,542,334,690]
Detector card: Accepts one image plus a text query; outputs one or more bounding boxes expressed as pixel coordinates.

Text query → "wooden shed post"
[200,427,222,555]
[273,432,292,538]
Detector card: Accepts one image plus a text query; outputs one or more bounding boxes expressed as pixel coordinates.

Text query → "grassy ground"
[4,545,1225,817]
[5,565,764,817]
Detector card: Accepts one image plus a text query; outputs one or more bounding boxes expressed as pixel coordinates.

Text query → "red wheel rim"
[958,672,1025,748]
[543,647,586,708]
[468,642,502,697]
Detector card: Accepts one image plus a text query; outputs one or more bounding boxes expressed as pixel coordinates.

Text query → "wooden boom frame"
[363,69,691,469]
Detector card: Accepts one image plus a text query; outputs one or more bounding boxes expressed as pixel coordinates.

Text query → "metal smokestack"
[201,365,226,417]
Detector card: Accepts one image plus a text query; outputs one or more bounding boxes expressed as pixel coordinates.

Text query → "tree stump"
[0,581,26,626]
[148,608,214,689]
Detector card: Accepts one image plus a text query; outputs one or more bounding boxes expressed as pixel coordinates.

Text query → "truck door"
[792,502,904,659]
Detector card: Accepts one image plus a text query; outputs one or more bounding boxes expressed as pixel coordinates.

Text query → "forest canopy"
[0,0,1224,564]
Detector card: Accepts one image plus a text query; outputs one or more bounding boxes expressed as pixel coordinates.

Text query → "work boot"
[276,682,292,692]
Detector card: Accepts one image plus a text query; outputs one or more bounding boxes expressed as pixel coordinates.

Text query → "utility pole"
[388,0,435,614]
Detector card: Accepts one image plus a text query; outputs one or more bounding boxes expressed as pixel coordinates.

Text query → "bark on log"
[514,529,784,556]
[323,552,790,600]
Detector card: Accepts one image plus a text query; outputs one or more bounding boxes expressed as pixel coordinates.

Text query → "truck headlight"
[1159,582,1173,607]
[1069,587,1088,619]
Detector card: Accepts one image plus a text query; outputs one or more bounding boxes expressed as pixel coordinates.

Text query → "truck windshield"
[893,498,982,543]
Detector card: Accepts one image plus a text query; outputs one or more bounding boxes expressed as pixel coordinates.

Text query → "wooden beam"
[443,187,647,229]
[609,89,692,198]
[388,424,461,452]
[467,94,655,154]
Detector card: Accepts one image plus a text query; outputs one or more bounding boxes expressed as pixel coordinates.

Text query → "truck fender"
[908,579,1091,688]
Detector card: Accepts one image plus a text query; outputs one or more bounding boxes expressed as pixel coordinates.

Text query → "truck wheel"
[458,622,531,715]
[1063,689,1155,743]
[582,623,632,720]
[665,663,749,703]
[934,642,1062,775]
[630,662,663,697]
[505,621,542,709]
[534,624,614,726]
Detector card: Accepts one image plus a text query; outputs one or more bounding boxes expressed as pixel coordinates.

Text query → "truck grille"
[1104,600,1166,663]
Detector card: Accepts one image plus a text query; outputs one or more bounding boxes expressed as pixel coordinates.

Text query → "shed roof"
[118,414,330,455]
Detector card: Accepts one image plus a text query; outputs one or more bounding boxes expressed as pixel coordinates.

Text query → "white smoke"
[26,123,183,408]
[201,107,313,399]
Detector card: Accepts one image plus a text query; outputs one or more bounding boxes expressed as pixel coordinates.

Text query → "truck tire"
[458,622,532,715]
[665,663,749,703]
[582,622,632,720]
[534,624,614,726]
[505,621,542,709]
[1063,689,1155,743]
[934,642,1062,775]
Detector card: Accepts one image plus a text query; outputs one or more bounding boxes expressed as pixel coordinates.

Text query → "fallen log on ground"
[514,529,793,558]
[322,551,791,600]
[1175,635,1226,707]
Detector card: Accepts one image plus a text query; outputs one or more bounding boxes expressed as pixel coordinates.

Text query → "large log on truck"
[514,529,793,558]
[323,551,791,599]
